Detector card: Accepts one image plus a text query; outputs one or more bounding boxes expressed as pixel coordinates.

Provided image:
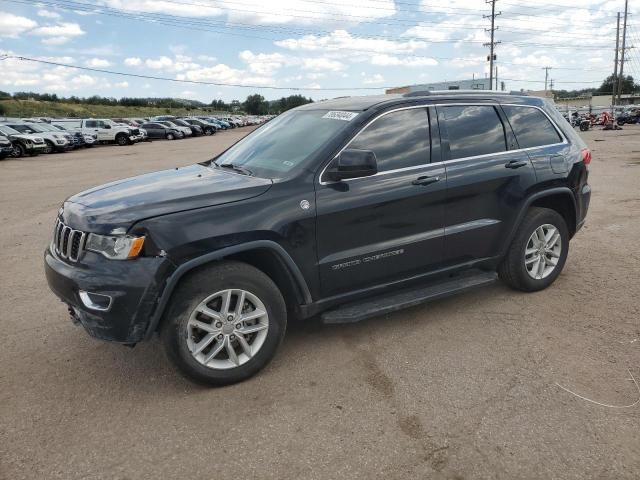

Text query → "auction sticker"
[322,111,359,121]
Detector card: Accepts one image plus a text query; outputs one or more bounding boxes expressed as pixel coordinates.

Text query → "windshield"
[10,124,37,134]
[0,125,20,135]
[25,123,50,132]
[214,109,354,178]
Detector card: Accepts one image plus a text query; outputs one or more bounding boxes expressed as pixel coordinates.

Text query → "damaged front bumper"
[44,248,174,343]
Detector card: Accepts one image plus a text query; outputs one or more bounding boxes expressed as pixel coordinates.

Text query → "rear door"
[501,104,568,178]
[315,106,446,297]
[437,103,537,264]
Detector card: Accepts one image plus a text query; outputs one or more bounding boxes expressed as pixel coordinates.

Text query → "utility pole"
[542,66,552,92]
[549,78,554,91]
[483,0,501,91]
[617,0,628,103]
[495,65,499,90]
[612,12,620,114]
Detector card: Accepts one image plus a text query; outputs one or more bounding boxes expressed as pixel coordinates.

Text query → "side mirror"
[104,125,111,129]
[326,149,378,181]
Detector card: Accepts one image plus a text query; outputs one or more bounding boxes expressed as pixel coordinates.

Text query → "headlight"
[86,234,145,260]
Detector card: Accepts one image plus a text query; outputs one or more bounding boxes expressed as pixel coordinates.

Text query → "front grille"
[130,128,140,135]
[52,219,86,262]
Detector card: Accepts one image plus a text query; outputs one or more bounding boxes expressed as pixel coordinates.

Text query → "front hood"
[62,164,272,233]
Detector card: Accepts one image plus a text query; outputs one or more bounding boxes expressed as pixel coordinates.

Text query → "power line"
[0,55,388,90]
[11,0,615,51]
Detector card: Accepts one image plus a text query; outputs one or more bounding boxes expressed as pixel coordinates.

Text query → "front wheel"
[44,140,55,154]
[115,134,129,146]
[161,261,287,385]
[11,144,25,158]
[166,133,175,140]
[498,207,569,292]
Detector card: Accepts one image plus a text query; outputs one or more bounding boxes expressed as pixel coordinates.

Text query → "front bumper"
[44,248,174,343]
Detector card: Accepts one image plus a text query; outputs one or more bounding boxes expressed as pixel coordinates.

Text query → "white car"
[3,122,73,154]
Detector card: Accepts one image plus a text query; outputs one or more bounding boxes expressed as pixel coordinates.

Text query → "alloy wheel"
[524,224,562,280]
[186,289,269,370]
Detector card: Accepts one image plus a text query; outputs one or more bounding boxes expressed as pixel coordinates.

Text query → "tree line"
[0,90,313,115]
[554,74,639,99]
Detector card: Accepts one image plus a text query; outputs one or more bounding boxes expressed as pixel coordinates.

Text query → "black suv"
[44,92,591,385]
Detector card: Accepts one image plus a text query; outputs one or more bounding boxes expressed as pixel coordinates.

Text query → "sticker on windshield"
[322,111,359,121]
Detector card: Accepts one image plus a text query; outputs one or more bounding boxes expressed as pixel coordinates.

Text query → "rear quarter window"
[502,105,562,149]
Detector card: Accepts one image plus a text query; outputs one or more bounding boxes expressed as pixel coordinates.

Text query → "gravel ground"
[1,125,639,480]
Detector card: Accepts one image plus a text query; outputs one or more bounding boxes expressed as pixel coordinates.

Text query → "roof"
[297,91,542,112]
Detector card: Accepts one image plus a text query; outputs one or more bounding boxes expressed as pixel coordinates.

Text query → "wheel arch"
[501,187,577,257]
[145,240,312,339]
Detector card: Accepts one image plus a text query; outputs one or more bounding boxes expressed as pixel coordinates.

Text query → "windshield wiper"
[215,162,253,176]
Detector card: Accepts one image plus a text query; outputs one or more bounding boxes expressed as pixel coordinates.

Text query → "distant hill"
[0,98,227,119]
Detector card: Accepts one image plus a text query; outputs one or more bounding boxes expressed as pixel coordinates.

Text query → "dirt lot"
[1,126,639,480]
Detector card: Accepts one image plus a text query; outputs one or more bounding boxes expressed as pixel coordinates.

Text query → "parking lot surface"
[1,126,639,479]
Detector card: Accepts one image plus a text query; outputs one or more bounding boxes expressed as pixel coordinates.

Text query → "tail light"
[581,148,592,166]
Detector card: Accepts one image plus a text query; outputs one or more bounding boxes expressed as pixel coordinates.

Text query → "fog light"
[79,290,112,311]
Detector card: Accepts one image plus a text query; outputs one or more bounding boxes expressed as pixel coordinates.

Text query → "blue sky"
[0,0,634,102]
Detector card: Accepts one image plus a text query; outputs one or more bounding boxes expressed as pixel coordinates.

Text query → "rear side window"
[348,108,430,172]
[442,105,506,160]
[502,105,562,148]
[85,121,96,128]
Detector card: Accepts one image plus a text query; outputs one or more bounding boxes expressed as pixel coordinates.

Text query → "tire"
[44,140,55,154]
[166,133,175,140]
[12,143,25,158]
[204,127,213,136]
[115,133,129,146]
[498,207,569,292]
[161,261,287,386]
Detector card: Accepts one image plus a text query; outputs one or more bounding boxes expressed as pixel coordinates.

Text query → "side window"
[442,105,507,160]
[85,121,96,128]
[96,121,105,128]
[347,108,430,172]
[502,105,562,149]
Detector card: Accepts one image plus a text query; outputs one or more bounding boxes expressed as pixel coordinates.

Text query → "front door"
[315,107,446,297]
[436,104,538,264]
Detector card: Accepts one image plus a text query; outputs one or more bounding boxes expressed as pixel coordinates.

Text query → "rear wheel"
[498,207,569,292]
[166,132,175,140]
[161,261,287,385]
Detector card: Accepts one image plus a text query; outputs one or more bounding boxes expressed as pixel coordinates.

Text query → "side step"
[321,270,498,325]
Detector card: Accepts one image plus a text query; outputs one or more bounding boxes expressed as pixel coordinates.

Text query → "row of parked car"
[0,114,269,159]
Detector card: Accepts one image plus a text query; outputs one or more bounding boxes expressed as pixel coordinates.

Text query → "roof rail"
[403,89,528,97]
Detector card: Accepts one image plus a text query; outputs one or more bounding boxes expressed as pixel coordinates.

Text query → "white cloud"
[145,56,173,69]
[0,12,37,38]
[124,57,142,66]
[362,73,385,84]
[30,22,85,45]
[177,63,275,87]
[70,74,97,87]
[302,57,345,72]
[114,81,129,88]
[37,9,62,19]
[370,54,438,67]
[98,0,396,26]
[276,30,427,56]
[239,50,288,75]
[85,58,112,68]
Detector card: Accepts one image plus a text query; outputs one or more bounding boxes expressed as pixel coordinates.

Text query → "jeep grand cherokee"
[44,91,591,385]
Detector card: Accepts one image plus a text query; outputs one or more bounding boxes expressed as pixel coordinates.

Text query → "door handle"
[412,175,440,186]
[505,160,528,169]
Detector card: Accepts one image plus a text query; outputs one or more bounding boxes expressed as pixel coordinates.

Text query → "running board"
[321,270,498,325]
